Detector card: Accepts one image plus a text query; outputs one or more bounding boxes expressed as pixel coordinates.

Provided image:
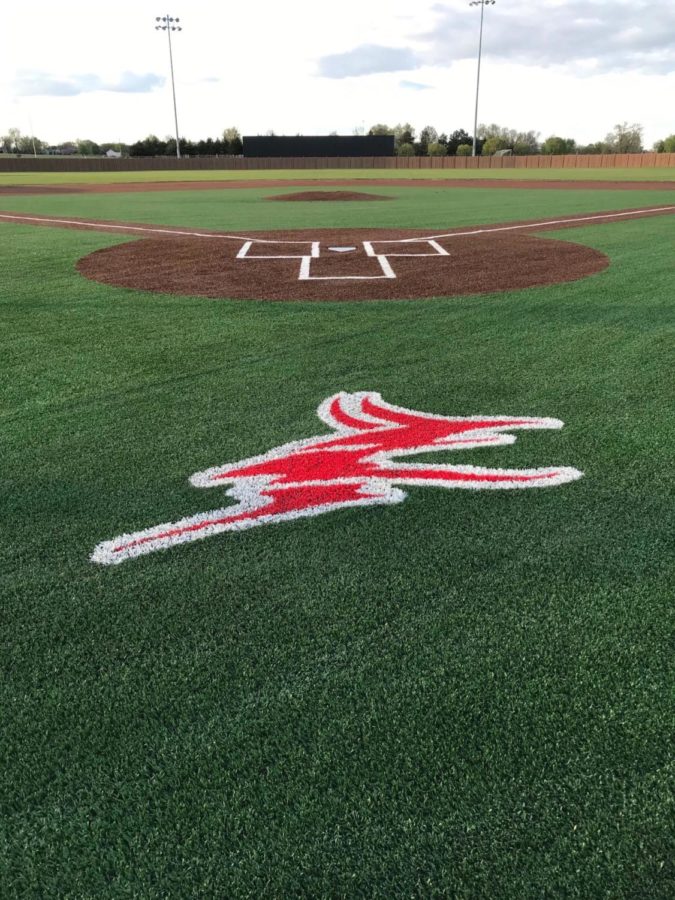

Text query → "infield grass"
[1,184,673,897]
[0,165,674,187]
[1,184,675,234]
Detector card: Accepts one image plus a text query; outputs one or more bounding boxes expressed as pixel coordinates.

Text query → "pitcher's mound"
[266,191,393,202]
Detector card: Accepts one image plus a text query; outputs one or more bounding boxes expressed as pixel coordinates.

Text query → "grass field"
[1,165,675,187]
[1,176,673,897]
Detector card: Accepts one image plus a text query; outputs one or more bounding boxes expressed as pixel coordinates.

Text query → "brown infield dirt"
[75,225,610,302]
[1,178,675,195]
[3,205,671,302]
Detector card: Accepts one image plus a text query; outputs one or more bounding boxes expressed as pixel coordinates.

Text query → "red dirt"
[75,226,609,302]
[1,178,674,195]
[3,204,672,302]
[266,190,392,201]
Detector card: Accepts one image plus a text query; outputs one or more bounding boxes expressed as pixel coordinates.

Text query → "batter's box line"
[299,254,395,281]
[236,240,320,260]
[236,238,451,282]
[363,239,450,258]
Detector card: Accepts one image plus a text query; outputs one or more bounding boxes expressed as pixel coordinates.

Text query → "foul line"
[0,205,673,246]
[403,205,675,243]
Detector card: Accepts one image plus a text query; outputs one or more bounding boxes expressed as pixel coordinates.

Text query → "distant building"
[46,143,78,156]
[105,149,122,159]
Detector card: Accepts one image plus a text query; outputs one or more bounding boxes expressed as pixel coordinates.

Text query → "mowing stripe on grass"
[1,204,674,244]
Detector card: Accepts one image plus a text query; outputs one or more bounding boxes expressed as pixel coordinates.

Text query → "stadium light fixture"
[155,14,183,159]
[469,0,496,157]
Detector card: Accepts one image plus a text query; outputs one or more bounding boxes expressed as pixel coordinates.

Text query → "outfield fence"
[0,153,674,173]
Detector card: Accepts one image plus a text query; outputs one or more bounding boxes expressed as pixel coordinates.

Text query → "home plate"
[76,225,610,301]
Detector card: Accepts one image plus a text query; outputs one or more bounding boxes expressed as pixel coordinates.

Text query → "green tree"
[605,122,643,153]
[418,125,438,155]
[223,127,242,155]
[445,129,472,155]
[481,135,510,155]
[478,123,539,155]
[1,127,22,153]
[427,141,446,157]
[16,134,45,154]
[577,141,609,155]
[129,134,167,156]
[368,124,394,136]
[541,136,576,155]
[165,137,194,157]
[396,142,416,157]
[456,143,472,156]
[654,134,675,153]
[76,139,101,156]
[478,123,512,143]
[512,130,540,155]
[393,123,415,149]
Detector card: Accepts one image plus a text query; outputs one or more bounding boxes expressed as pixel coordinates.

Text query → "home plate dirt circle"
[76,227,609,302]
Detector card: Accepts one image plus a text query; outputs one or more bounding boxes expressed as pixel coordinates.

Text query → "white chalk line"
[235,234,451,281]
[0,205,673,246]
[408,206,675,243]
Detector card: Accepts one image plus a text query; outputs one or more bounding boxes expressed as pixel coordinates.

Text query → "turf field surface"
[0,165,674,188]
[1,179,673,897]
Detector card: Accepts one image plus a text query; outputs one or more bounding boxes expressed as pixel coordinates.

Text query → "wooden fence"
[0,153,673,173]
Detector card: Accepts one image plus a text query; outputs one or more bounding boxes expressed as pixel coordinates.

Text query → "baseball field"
[1,167,673,896]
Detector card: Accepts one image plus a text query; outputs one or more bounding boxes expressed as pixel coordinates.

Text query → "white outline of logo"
[92,391,583,565]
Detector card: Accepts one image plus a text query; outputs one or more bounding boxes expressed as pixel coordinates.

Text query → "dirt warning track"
[1,204,673,302]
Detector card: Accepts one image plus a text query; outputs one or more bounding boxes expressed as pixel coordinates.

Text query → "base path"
[1,204,673,302]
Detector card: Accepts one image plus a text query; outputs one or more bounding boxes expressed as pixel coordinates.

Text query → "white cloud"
[400,80,434,91]
[1,1,673,147]
[422,0,675,75]
[14,71,165,97]
[317,45,421,79]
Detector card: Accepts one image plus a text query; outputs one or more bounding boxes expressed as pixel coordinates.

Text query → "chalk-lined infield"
[1,203,673,243]
[236,236,450,281]
[74,226,610,301]
[92,391,583,565]
[3,204,672,300]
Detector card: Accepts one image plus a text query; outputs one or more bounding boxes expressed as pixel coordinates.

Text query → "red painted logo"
[92,391,582,564]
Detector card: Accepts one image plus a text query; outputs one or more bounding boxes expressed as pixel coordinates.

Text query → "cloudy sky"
[2,0,674,147]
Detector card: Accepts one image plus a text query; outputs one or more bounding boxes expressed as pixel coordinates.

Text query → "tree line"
[0,127,243,158]
[367,122,675,157]
[127,127,243,157]
[2,123,674,158]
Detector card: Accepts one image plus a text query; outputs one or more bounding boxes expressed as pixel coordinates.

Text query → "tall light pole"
[469,0,495,157]
[155,15,182,159]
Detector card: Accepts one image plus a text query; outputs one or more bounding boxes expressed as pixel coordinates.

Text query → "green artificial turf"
[1,188,673,897]
[0,165,674,187]
[1,184,674,235]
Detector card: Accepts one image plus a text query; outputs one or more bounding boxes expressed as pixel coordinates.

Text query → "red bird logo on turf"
[92,391,583,564]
